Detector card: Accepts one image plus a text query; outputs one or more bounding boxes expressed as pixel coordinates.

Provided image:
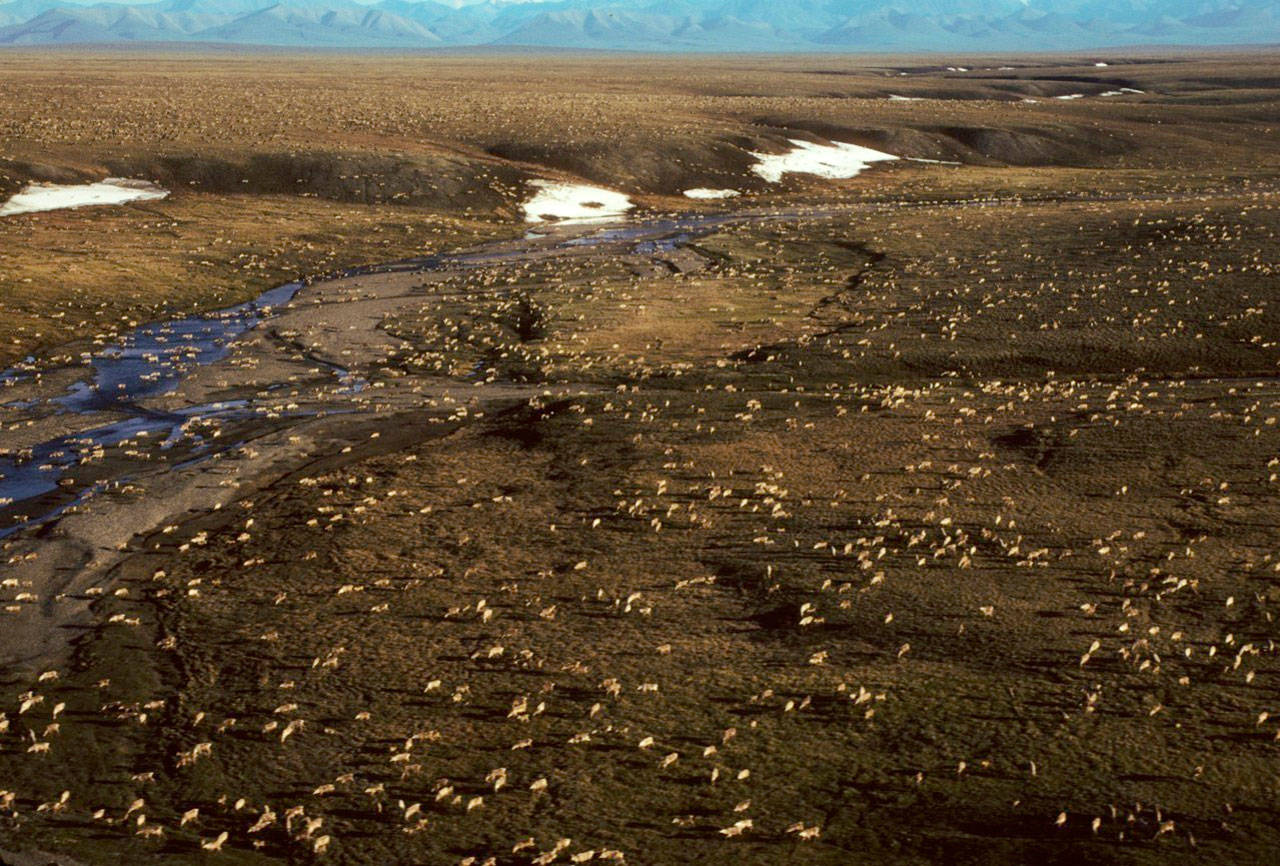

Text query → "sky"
[46,0,502,4]
[50,0,544,4]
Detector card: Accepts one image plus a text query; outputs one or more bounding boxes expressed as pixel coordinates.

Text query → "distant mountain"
[197,3,443,46]
[1,0,1278,50]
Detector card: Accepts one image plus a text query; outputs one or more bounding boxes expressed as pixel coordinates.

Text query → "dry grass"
[3,194,1279,863]
[0,50,1279,866]
[0,196,504,365]
[3,51,1280,366]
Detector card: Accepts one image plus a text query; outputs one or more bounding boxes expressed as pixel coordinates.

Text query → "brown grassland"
[0,49,1279,866]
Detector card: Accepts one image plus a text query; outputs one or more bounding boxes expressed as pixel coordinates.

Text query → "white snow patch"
[1094,62,1109,67]
[888,94,923,101]
[521,180,633,223]
[750,139,898,184]
[683,188,740,200]
[0,178,168,216]
[1055,93,1085,100]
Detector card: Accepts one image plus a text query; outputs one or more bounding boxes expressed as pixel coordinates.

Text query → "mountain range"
[1,0,1278,51]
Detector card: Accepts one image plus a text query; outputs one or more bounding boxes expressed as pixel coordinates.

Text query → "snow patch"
[683,188,740,200]
[0,179,168,217]
[750,139,898,184]
[521,180,633,223]
[888,94,923,101]
[1055,93,1085,100]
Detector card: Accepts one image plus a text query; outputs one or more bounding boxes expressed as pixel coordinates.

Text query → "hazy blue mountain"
[0,7,120,41]
[1,0,1278,50]
[198,3,443,46]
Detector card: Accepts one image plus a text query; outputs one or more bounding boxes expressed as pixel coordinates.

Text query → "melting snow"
[750,139,898,184]
[683,188,740,200]
[888,94,923,101]
[0,178,168,216]
[1055,93,1085,100]
[522,180,633,223]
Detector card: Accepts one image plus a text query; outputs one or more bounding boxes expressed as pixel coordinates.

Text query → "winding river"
[0,211,742,540]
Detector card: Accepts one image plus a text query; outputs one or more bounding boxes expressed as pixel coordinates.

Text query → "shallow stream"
[0,211,745,536]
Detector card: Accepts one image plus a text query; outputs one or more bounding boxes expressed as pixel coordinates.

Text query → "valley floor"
[1,51,1279,866]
